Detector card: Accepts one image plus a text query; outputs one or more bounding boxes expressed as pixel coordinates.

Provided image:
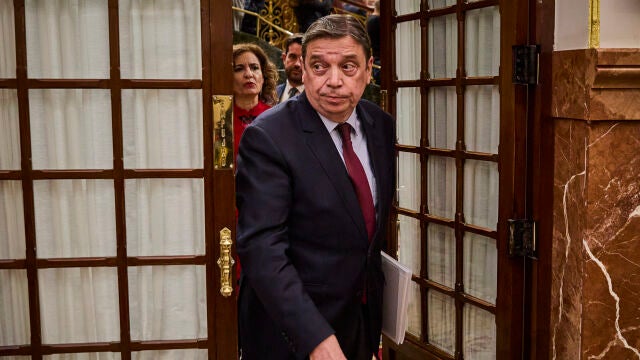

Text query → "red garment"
[233,100,271,160]
[233,100,270,286]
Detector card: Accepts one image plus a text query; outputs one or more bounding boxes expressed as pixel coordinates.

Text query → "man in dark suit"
[236,14,396,360]
[276,34,304,103]
[236,15,396,360]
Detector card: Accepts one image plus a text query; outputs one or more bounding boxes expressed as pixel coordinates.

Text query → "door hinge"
[508,219,537,258]
[512,45,540,85]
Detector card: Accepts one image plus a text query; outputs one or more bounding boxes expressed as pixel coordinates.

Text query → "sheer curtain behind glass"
[395,6,500,357]
[462,7,500,359]
[119,0,205,350]
[0,0,16,78]
[0,1,30,349]
[13,0,206,353]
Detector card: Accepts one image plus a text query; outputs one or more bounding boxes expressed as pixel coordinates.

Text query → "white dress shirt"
[319,110,378,208]
[281,81,304,102]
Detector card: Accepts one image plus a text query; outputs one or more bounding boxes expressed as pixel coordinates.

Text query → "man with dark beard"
[276,34,304,103]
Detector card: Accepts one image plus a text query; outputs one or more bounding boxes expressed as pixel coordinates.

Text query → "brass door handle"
[217,227,235,297]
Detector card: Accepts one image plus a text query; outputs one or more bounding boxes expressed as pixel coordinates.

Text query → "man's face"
[282,42,303,86]
[302,37,372,123]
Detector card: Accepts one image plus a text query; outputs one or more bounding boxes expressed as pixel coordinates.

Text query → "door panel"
[383,0,527,358]
[0,0,236,358]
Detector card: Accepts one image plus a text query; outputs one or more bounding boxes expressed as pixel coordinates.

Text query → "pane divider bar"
[129,339,208,351]
[0,170,21,179]
[0,345,31,356]
[0,79,17,88]
[107,1,132,359]
[0,259,26,269]
[454,0,467,356]
[14,1,43,358]
[121,79,203,89]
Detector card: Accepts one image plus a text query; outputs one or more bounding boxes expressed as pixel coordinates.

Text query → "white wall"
[600,0,640,47]
[554,0,590,50]
[555,0,640,50]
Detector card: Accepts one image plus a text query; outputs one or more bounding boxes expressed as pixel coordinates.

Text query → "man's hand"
[309,335,347,360]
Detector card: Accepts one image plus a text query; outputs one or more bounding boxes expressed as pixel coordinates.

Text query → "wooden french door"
[0,0,237,359]
[380,0,531,359]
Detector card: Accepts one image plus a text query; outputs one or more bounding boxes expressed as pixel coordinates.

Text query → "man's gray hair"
[302,14,372,60]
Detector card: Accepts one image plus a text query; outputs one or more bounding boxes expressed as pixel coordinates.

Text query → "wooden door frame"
[526,0,555,358]
[209,0,239,359]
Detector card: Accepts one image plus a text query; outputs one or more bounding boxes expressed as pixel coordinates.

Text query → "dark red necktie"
[337,123,376,241]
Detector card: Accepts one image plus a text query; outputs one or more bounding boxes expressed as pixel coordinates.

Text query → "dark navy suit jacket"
[276,82,286,102]
[236,92,396,359]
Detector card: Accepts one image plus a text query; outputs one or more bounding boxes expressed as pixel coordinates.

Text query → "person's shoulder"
[358,98,390,118]
[253,96,305,128]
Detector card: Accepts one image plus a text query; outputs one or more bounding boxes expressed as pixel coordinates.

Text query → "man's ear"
[281,51,287,62]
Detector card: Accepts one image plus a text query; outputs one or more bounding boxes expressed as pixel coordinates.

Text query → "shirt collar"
[284,81,304,95]
[318,109,359,136]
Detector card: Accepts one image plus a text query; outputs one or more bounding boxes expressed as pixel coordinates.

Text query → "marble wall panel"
[581,122,640,359]
[551,48,640,359]
[551,120,640,359]
[552,49,640,121]
[551,119,588,360]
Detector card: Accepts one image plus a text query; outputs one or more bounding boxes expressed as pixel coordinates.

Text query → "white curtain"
[428,0,456,10]
[395,0,420,16]
[395,21,421,81]
[0,0,16,78]
[395,5,500,358]
[25,0,110,79]
[0,90,20,170]
[397,215,421,337]
[122,89,203,169]
[119,0,201,79]
[396,87,421,147]
[1,2,28,349]
[0,1,206,358]
[29,89,113,170]
[232,0,244,32]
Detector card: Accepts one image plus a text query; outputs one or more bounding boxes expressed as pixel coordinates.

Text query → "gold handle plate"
[213,95,233,169]
[380,89,388,113]
[217,227,235,297]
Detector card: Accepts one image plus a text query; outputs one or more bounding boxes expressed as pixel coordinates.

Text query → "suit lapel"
[276,84,285,102]
[297,94,369,242]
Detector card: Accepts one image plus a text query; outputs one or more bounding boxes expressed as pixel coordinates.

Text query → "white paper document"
[381,251,412,345]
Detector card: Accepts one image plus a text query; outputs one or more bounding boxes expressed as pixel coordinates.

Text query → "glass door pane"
[122,89,203,169]
[125,179,204,256]
[29,89,113,170]
[128,265,207,341]
[1,0,236,358]
[25,0,109,78]
[0,90,20,170]
[119,0,202,79]
[0,0,16,78]
[38,268,120,343]
[389,0,509,357]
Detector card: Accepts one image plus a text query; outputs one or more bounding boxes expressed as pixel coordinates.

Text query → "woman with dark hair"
[232,43,279,284]
[232,43,278,159]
